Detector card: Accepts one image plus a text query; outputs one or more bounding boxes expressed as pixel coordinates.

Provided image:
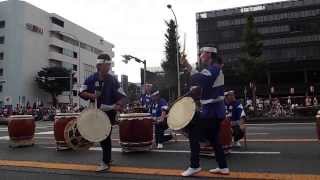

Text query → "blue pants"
[187,113,228,169]
[100,130,112,164]
[100,111,115,164]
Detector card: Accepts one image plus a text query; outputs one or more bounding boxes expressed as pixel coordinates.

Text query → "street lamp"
[122,55,147,85]
[50,30,81,105]
[167,4,181,97]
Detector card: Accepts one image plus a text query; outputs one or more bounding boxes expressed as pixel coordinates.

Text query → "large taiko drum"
[118,113,153,152]
[8,115,35,147]
[200,118,232,156]
[54,113,79,150]
[316,110,320,143]
[62,108,111,150]
[167,97,196,131]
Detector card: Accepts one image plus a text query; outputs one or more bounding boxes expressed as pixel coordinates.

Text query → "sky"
[23,0,288,83]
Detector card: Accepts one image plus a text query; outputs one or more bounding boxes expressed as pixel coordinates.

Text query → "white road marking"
[36,131,53,135]
[0,131,54,140]
[35,137,54,139]
[0,127,52,132]
[111,138,318,142]
[245,139,318,142]
[246,133,269,135]
[247,123,314,126]
[87,147,280,155]
[0,136,9,140]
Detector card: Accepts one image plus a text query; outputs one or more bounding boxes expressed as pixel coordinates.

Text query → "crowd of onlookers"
[0,95,318,120]
[0,102,86,121]
[244,96,318,117]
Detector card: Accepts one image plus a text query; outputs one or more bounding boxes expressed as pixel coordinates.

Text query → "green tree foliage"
[240,15,266,115]
[127,83,140,103]
[141,69,169,101]
[161,19,181,101]
[35,66,74,107]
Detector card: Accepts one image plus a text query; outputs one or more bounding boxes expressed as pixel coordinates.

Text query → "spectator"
[313,97,318,106]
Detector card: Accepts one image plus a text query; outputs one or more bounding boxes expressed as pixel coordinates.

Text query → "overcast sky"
[24,0,288,83]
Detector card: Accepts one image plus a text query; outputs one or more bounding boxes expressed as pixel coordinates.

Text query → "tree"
[141,69,170,101]
[161,19,181,101]
[126,83,140,103]
[35,66,74,107]
[239,15,266,115]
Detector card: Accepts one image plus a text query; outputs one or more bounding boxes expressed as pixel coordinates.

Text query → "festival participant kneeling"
[224,90,246,148]
[150,89,172,149]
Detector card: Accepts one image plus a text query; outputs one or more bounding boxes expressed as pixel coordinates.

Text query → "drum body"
[132,106,148,113]
[64,119,93,150]
[8,115,35,147]
[119,113,153,152]
[54,113,79,150]
[200,118,232,156]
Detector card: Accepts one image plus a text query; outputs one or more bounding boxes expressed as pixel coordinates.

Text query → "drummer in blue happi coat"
[180,45,230,176]
[79,53,126,172]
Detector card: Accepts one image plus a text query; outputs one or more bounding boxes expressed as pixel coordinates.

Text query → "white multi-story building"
[0,0,114,107]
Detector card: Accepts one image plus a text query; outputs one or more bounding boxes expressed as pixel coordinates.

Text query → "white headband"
[96,59,113,64]
[224,90,234,96]
[151,90,160,97]
[200,47,217,53]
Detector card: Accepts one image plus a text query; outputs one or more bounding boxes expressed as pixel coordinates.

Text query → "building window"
[73,65,77,71]
[62,48,76,58]
[49,59,62,67]
[0,69,3,76]
[62,34,78,46]
[0,52,3,60]
[0,21,5,28]
[51,17,64,27]
[0,37,4,44]
[49,45,63,54]
[83,64,95,80]
[0,85,2,92]
[216,9,320,28]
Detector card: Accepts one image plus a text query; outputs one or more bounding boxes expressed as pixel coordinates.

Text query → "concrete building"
[0,0,114,107]
[196,0,320,97]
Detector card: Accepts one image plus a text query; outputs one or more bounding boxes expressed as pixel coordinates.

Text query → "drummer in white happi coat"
[79,53,126,172]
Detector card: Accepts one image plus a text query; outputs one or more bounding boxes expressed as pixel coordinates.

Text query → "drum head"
[64,120,93,150]
[77,108,111,142]
[167,97,196,130]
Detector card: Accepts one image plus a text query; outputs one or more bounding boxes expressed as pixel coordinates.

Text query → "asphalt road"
[0,121,319,180]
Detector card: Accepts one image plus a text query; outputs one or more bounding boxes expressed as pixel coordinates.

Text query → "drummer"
[224,90,246,148]
[150,89,172,149]
[139,83,153,112]
[79,53,126,172]
[180,45,229,176]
